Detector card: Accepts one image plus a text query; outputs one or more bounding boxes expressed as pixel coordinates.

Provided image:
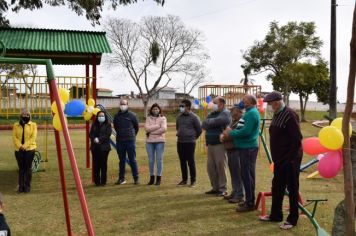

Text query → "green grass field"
[0,124,344,236]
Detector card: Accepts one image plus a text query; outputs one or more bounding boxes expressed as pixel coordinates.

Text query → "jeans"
[116,140,139,180]
[177,142,196,182]
[227,149,244,200]
[146,142,165,176]
[15,150,35,192]
[238,147,258,207]
[92,149,109,185]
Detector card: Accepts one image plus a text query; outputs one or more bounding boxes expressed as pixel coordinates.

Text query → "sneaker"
[115,179,126,185]
[223,194,234,200]
[205,189,219,194]
[279,221,295,230]
[228,198,244,204]
[236,204,255,212]
[217,191,228,197]
[190,181,196,188]
[259,215,282,222]
[177,180,187,186]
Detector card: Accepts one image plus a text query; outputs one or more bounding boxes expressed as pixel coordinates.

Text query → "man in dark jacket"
[113,99,139,185]
[260,91,303,230]
[176,99,202,187]
[0,193,11,236]
[202,97,231,196]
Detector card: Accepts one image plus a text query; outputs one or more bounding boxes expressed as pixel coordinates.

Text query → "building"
[153,87,176,99]
[175,93,194,100]
[97,88,113,97]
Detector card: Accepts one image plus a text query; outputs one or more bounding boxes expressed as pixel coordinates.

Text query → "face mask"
[98,116,105,123]
[179,107,185,113]
[120,105,128,112]
[21,116,30,124]
[212,104,219,111]
[238,101,245,109]
[152,110,160,116]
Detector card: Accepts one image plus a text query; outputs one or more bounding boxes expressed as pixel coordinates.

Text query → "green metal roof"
[0,27,112,65]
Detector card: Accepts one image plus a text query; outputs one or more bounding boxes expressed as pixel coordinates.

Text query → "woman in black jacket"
[90,111,112,186]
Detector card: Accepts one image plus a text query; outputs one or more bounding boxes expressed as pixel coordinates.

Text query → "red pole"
[85,64,90,169]
[49,85,72,236]
[50,80,95,236]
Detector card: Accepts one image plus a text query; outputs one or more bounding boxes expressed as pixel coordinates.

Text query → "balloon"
[87,106,94,113]
[258,107,265,113]
[207,101,214,109]
[317,151,343,178]
[206,95,212,103]
[319,126,344,150]
[58,88,70,104]
[201,101,208,108]
[83,111,92,121]
[331,117,353,137]
[53,114,67,132]
[51,101,64,114]
[269,163,274,173]
[194,99,200,105]
[88,98,95,107]
[193,104,199,110]
[93,107,101,116]
[303,137,330,155]
[64,100,86,117]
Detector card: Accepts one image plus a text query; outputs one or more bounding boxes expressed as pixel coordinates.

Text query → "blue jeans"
[116,140,139,180]
[146,142,165,176]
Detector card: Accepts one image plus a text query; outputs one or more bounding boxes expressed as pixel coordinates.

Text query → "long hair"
[149,103,163,116]
[94,111,110,126]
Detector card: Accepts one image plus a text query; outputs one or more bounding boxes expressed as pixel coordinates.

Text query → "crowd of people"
[11,91,303,230]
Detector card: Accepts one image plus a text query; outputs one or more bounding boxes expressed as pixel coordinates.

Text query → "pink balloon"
[303,137,330,155]
[317,151,343,178]
[207,101,214,109]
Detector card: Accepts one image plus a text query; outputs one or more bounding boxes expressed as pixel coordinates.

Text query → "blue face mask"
[238,101,245,109]
[98,116,105,123]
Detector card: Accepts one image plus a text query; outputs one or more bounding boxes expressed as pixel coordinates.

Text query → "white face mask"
[212,104,219,111]
[152,110,160,116]
[98,116,105,123]
[120,105,128,111]
[179,107,185,113]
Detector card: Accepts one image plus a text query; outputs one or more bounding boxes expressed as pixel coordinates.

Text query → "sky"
[5,0,356,102]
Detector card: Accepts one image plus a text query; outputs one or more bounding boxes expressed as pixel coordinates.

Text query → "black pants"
[15,150,35,192]
[177,142,196,182]
[238,148,258,207]
[92,149,109,185]
[270,158,302,225]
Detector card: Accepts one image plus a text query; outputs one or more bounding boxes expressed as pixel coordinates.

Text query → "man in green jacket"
[228,94,260,212]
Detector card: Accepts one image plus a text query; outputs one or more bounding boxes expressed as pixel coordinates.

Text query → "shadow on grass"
[0,169,18,195]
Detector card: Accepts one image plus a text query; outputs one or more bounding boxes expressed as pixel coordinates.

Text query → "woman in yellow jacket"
[12,109,37,193]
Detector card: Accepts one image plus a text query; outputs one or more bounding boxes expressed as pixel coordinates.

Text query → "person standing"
[113,100,140,185]
[90,111,112,186]
[221,104,245,204]
[260,91,303,230]
[202,97,231,196]
[145,103,167,186]
[228,94,260,212]
[0,193,11,236]
[12,109,37,193]
[176,99,202,187]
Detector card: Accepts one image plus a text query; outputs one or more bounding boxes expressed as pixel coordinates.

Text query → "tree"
[105,15,209,117]
[281,60,329,122]
[242,21,323,105]
[180,63,209,99]
[0,0,164,26]
[240,64,255,93]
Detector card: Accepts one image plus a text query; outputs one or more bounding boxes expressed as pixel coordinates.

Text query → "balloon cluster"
[51,88,100,131]
[303,118,352,178]
[193,96,214,110]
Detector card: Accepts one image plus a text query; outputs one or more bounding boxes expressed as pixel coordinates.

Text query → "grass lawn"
[0,123,344,235]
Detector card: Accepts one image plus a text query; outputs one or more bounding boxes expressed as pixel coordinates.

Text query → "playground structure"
[0,27,112,235]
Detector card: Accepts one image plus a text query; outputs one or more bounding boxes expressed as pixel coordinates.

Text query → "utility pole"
[329,0,337,120]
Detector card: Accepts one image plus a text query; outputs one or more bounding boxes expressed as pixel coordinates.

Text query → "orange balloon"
[269,163,274,173]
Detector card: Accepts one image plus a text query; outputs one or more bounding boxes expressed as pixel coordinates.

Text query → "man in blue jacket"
[228,94,260,212]
[202,97,231,196]
[113,99,139,185]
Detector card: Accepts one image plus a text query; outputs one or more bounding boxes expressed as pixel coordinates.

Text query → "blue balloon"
[206,96,212,103]
[194,99,200,105]
[64,100,86,117]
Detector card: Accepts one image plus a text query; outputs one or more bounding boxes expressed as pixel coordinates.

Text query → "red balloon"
[303,137,330,155]
[317,151,343,178]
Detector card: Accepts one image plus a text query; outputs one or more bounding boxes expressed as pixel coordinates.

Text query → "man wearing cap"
[260,91,303,230]
[228,94,260,212]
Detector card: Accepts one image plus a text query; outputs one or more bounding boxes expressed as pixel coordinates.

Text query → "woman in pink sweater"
[145,103,167,185]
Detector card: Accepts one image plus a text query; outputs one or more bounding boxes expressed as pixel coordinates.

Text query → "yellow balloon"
[318,126,344,150]
[51,101,64,114]
[331,117,353,137]
[88,98,95,107]
[202,101,208,108]
[93,108,101,116]
[87,106,94,113]
[53,114,67,132]
[58,88,70,104]
[83,111,92,121]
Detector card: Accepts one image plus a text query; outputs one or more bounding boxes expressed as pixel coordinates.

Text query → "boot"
[155,176,161,186]
[148,176,155,185]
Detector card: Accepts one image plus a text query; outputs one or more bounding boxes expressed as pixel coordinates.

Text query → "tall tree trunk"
[143,99,148,119]
[341,2,356,235]
[301,94,309,122]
